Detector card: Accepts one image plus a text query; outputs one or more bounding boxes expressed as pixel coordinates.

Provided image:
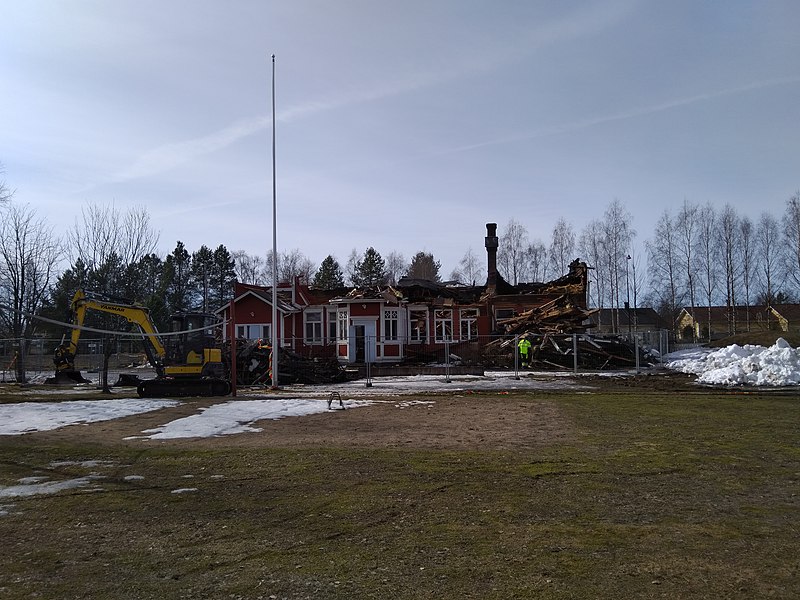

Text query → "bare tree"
[275,249,314,285]
[67,202,159,281]
[602,200,634,333]
[385,251,407,286]
[740,216,755,331]
[450,248,484,285]
[548,217,576,277]
[782,191,800,294]
[119,206,160,266]
[579,219,606,316]
[646,210,683,334]
[0,163,14,204]
[0,203,62,382]
[675,200,699,340]
[527,240,548,282]
[696,203,718,341]
[497,218,529,285]
[755,212,783,312]
[716,205,740,335]
[232,250,267,285]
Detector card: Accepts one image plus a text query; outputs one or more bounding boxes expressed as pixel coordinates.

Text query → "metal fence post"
[514,334,519,380]
[445,339,451,383]
[573,333,578,374]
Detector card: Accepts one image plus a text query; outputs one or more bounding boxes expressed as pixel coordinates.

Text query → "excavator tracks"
[137,377,231,398]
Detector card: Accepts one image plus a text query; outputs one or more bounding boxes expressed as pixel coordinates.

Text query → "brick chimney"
[485,222,498,291]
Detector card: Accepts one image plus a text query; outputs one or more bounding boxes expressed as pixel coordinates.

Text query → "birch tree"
[646,210,683,333]
[497,218,529,285]
[450,248,484,285]
[740,217,755,331]
[548,218,576,277]
[675,200,699,340]
[755,212,782,310]
[782,191,800,293]
[527,240,548,282]
[579,219,606,316]
[696,204,718,341]
[601,200,634,333]
[716,205,739,335]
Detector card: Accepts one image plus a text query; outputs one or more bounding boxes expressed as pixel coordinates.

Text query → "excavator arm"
[54,290,166,377]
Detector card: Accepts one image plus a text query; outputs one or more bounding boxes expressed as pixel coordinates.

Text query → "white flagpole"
[271,54,279,389]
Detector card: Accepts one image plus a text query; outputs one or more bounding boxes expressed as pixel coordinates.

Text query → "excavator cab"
[163,312,225,378]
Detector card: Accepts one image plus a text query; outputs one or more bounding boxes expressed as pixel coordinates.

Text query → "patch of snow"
[0,399,179,435]
[133,398,374,440]
[665,338,800,386]
[171,488,198,494]
[0,476,104,498]
[17,476,49,485]
[123,475,145,481]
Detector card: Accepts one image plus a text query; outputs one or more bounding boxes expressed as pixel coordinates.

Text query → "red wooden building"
[216,223,589,365]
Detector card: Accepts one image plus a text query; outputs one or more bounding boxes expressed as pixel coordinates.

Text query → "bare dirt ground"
[4,371,703,452]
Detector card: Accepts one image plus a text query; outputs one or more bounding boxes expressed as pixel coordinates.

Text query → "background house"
[677,305,770,341]
[587,307,667,334]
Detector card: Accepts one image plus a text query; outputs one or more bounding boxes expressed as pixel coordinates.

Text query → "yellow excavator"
[52,290,230,397]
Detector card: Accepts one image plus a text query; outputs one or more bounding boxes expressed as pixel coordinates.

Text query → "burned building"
[218,223,592,365]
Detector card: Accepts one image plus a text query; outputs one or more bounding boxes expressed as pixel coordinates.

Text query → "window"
[409,309,428,343]
[327,309,337,342]
[236,324,270,340]
[460,308,479,340]
[496,308,515,321]
[305,310,323,344]
[337,309,349,341]
[383,309,399,341]
[434,309,453,342]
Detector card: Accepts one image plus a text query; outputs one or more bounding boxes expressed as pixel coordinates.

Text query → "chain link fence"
[1,331,675,383]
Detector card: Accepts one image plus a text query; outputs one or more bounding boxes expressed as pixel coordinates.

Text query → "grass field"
[1,387,799,599]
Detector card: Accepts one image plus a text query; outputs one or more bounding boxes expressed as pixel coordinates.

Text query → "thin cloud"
[443,76,800,155]
[106,0,638,184]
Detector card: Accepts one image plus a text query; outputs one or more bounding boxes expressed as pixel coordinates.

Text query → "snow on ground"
[127,398,375,440]
[665,338,800,386]
[0,475,104,498]
[0,398,180,435]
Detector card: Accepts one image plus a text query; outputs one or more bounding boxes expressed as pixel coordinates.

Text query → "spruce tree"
[406,251,441,282]
[313,255,345,289]
[353,247,387,288]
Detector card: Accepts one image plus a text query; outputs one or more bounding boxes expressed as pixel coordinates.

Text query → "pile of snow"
[666,338,800,386]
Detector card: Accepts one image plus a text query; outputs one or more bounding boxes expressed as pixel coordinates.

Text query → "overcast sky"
[2,0,799,277]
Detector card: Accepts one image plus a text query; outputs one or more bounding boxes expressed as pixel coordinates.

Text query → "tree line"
[2,161,799,367]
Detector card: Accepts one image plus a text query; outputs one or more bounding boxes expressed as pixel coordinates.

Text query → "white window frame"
[460,308,479,340]
[383,308,399,341]
[236,323,271,341]
[326,308,338,342]
[304,310,323,344]
[337,309,349,341]
[434,309,453,343]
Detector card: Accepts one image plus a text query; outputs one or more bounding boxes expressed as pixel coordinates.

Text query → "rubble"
[223,339,353,386]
